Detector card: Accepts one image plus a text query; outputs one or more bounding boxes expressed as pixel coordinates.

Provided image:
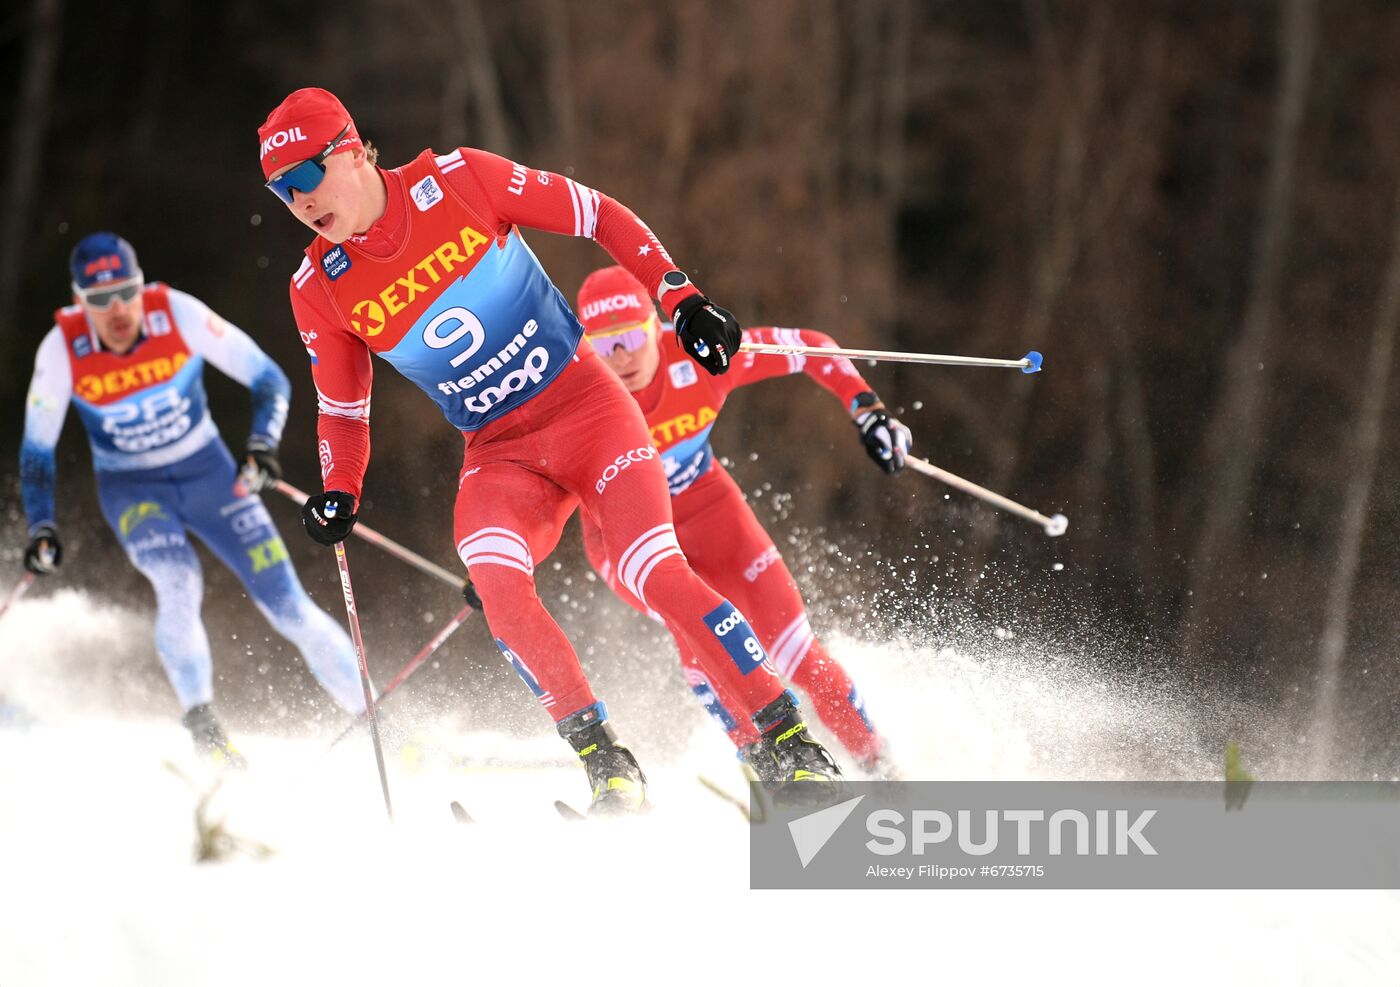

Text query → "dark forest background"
[4,0,1399,775]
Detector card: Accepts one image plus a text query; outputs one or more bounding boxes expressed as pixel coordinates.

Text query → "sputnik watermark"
[788,798,1155,870]
[863,807,1157,856]
[750,781,1400,889]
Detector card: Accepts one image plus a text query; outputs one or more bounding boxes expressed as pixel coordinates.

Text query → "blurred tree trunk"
[961,1,1101,573]
[1308,179,1400,776]
[876,0,911,208]
[651,0,709,236]
[541,0,579,163]
[1114,325,1160,609]
[438,0,511,155]
[1181,0,1317,660]
[1079,360,1112,544]
[842,0,911,518]
[970,4,1163,570]
[0,0,62,331]
[812,0,844,332]
[847,0,911,331]
[126,0,174,153]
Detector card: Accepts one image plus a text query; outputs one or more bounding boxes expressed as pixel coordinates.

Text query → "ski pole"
[273,479,479,605]
[0,572,36,622]
[329,537,394,820]
[739,342,1044,373]
[324,602,474,753]
[906,455,1068,537]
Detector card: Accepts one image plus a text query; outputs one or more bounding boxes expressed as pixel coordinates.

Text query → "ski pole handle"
[906,455,1068,537]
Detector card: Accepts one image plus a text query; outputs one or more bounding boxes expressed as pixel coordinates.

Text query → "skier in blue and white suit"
[18,232,365,764]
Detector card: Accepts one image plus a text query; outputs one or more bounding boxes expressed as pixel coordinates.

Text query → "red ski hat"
[258,88,362,180]
[576,266,655,334]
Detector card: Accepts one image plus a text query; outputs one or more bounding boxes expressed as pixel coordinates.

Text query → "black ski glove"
[302,491,358,546]
[852,393,912,474]
[23,525,62,575]
[463,579,484,610]
[673,294,742,376]
[240,440,282,493]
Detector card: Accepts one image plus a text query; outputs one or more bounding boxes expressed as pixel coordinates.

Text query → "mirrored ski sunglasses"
[586,316,656,358]
[264,124,351,205]
[74,274,143,309]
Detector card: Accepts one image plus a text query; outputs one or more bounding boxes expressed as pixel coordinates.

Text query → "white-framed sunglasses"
[73,273,144,309]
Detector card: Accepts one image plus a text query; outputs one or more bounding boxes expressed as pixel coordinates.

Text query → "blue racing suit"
[19,283,364,713]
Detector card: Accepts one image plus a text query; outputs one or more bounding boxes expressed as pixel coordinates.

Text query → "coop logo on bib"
[702,604,770,675]
[462,348,551,415]
[322,245,352,281]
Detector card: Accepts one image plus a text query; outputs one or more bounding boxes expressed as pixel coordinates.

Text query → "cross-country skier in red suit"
[575,266,910,782]
[259,88,844,811]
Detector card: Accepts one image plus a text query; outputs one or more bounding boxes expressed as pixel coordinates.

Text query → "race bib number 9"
[703,604,771,676]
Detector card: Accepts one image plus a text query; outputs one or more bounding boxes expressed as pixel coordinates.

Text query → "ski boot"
[182,703,248,770]
[750,691,847,808]
[558,703,647,816]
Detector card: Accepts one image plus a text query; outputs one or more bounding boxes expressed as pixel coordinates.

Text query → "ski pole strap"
[737,342,1043,373]
[905,455,1068,537]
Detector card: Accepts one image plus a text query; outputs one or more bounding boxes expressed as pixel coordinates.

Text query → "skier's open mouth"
[313,213,335,232]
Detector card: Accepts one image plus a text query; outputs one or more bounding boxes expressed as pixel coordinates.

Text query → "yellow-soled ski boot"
[558,702,647,816]
[182,703,248,771]
[751,691,846,808]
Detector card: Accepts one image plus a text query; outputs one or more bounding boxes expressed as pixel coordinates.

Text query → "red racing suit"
[287,147,789,728]
[582,328,885,763]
